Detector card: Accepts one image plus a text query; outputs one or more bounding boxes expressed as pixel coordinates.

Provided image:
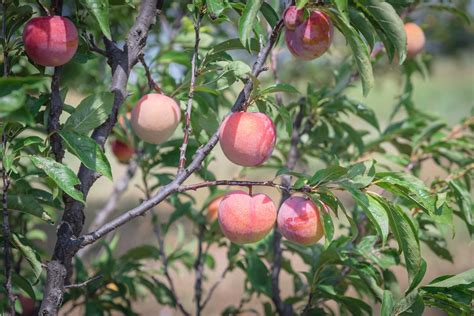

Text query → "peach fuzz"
[23,16,78,67]
[111,139,134,163]
[285,10,333,60]
[405,23,426,58]
[277,196,324,245]
[206,195,224,222]
[219,112,276,167]
[218,191,276,244]
[131,93,181,144]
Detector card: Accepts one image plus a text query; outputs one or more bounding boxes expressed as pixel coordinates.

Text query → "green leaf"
[334,0,349,23]
[64,93,114,135]
[258,83,300,96]
[449,179,472,226]
[30,156,84,203]
[206,0,229,17]
[120,245,161,261]
[12,273,36,300]
[260,2,279,28]
[238,0,263,49]
[424,269,474,289]
[296,0,309,9]
[426,4,471,25]
[11,234,42,283]
[7,194,54,224]
[339,160,375,189]
[0,77,45,97]
[349,9,376,50]
[346,189,389,245]
[377,199,422,288]
[328,10,374,96]
[310,165,348,185]
[355,0,407,63]
[80,0,112,39]
[59,130,112,180]
[247,252,271,296]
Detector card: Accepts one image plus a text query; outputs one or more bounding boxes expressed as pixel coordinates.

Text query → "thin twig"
[35,0,51,16]
[200,264,231,310]
[194,224,205,315]
[178,179,311,194]
[153,220,190,316]
[2,2,9,76]
[178,12,203,173]
[2,130,15,315]
[86,33,107,56]
[64,274,103,289]
[139,56,161,92]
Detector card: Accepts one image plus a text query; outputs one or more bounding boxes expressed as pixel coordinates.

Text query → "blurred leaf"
[247,252,271,296]
[238,0,263,49]
[8,194,53,223]
[258,83,300,96]
[30,156,84,203]
[207,0,229,17]
[11,234,42,283]
[12,273,36,301]
[423,269,474,289]
[80,0,112,39]
[59,130,112,180]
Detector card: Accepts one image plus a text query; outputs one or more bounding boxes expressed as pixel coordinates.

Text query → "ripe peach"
[23,16,78,67]
[283,6,305,31]
[18,295,36,316]
[277,196,324,245]
[218,191,276,244]
[219,112,276,167]
[405,22,425,58]
[131,94,181,144]
[285,10,333,60]
[111,139,134,163]
[206,195,224,222]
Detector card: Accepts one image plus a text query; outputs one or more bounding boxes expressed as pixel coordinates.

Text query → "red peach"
[405,23,426,58]
[131,94,181,144]
[218,191,276,244]
[18,295,36,316]
[277,196,324,245]
[23,16,78,67]
[111,139,134,163]
[219,112,276,167]
[206,195,224,222]
[285,10,333,60]
[283,6,305,31]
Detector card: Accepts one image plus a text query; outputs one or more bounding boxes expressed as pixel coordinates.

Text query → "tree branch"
[271,105,304,316]
[153,218,190,316]
[2,130,15,316]
[194,224,205,315]
[200,264,231,310]
[64,274,102,289]
[178,12,203,173]
[139,56,161,92]
[79,16,286,248]
[40,1,161,314]
[48,66,65,162]
[178,179,311,193]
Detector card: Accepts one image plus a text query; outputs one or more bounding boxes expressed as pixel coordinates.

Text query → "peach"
[18,295,36,316]
[23,16,78,67]
[111,139,134,163]
[405,22,425,58]
[206,195,224,222]
[219,112,276,167]
[277,196,324,245]
[283,6,305,31]
[218,191,276,244]
[285,10,333,60]
[131,94,181,144]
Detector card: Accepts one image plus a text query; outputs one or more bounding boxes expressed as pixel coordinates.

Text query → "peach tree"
[0,0,473,315]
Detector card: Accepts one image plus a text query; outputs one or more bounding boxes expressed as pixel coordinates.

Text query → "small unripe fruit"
[111,139,134,163]
[219,112,276,167]
[285,10,333,60]
[23,16,78,67]
[218,191,276,244]
[278,196,324,245]
[206,195,224,222]
[131,94,181,144]
[405,23,426,58]
[283,6,305,31]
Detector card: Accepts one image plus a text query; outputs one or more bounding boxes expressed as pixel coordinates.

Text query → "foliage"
[0,0,473,315]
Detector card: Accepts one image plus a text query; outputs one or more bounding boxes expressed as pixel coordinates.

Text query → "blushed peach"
[131,94,181,144]
[23,16,78,67]
[405,23,426,58]
[218,191,276,244]
[111,139,134,163]
[219,112,276,167]
[285,10,333,60]
[284,6,305,31]
[206,195,224,222]
[277,196,324,245]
